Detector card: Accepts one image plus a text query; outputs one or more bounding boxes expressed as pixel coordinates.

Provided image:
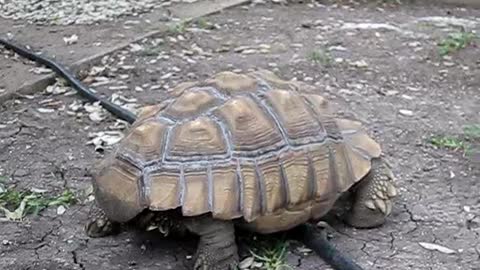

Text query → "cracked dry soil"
[1,1,480,269]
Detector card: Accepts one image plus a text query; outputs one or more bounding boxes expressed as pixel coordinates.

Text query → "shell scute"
[302,94,342,139]
[280,150,315,207]
[215,95,284,153]
[264,89,324,144]
[330,142,356,192]
[257,156,286,214]
[136,103,166,121]
[203,71,258,95]
[211,165,241,219]
[182,168,210,216]
[164,88,219,119]
[119,120,168,163]
[148,168,181,211]
[167,117,228,160]
[239,160,262,222]
[93,158,144,222]
[336,118,382,158]
[308,144,338,199]
[248,69,295,91]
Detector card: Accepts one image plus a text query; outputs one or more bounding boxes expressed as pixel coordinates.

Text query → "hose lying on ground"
[0,38,137,124]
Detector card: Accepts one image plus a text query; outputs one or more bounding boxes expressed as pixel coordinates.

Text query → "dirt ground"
[1,1,480,270]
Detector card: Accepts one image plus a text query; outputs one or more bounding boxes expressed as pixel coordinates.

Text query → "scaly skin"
[183,215,239,270]
[85,207,189,238]
[85,204,120,238]
[345,157,398,228]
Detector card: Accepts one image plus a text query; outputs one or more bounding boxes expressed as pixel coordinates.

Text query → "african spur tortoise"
[85,69,397,269]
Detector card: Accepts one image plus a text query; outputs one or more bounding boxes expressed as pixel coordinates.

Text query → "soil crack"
[72,250,86,270]
[403,204,420,234]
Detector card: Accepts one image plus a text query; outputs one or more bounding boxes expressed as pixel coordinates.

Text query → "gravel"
[0,0,196,25]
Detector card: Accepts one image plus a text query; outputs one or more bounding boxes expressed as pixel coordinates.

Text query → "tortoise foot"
[193,248,238,270]
[345,157,398,228]
[184,216,239,270]
[85,206,120,238]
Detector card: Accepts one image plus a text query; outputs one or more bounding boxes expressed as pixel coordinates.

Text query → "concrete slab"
[0,0,250,103]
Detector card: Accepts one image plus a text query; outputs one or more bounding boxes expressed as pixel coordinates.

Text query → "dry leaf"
[239,257,254,269]
[84,102,107,122]
[31,67,52,74]
[56,205,66,215]
[418,242,456,254]
[63,34,78,45]
[37,108,55,113]
[46,84,69,95]
[86,131,124,151]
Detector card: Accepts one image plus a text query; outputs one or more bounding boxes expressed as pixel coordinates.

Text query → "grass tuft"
[242,234,293,270]
[437,30,477,56]
[167,20,188,34]
[429,124,480,157]
[307,49,331,66]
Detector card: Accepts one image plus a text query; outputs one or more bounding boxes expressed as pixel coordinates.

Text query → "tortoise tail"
[288,223,364,270]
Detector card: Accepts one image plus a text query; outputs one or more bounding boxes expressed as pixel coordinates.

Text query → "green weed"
[463,124,480,156]
[167,20,188,34]
[307,49,331,66]
[429,136,465,150]
[464,124,480,139]
[244,235,293,270]
[194,17,215,30]
[0,183,76,220]
[429,124,480,156]
[437,31,477,56]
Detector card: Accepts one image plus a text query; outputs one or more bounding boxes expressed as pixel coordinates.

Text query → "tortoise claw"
[85,206,119,238]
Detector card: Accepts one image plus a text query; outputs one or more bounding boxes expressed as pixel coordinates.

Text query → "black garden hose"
[0,37,137,124]
[289,223,365,270]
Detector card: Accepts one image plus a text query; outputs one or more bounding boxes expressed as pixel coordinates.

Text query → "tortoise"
[85,69,397,269]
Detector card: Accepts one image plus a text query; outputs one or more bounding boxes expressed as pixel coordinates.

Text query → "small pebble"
[399,109,414,116]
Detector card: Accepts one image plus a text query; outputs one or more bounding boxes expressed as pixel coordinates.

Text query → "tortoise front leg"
[183,215,239,270]
[345,157,398,228]
[85,204,120,238]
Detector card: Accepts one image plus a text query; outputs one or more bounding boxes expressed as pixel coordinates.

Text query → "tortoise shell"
[92,69,382,233]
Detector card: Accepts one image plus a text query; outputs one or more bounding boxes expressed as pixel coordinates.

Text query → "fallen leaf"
[399,109,414,116]
[129,43,144,52]
[37,108,55,113]
[239,257,254,269]
[31,188,48,193]
[418,242,456,254]
[350,60,369,68]
[30,67,52,74]
[86,131,124,151]
[63,34,78,45]
[84,102,107,123]
[68,100,83,112]
[57,205,66,215]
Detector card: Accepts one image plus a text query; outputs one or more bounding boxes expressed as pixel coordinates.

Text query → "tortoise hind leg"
[85,204,120,238]
[345,157,398,228]
[183,215,239,270]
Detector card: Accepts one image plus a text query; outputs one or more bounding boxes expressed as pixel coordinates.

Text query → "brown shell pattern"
[93,69,382,232]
